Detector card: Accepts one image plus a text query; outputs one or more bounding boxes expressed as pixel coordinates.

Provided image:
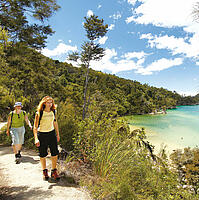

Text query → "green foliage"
[57,100,79,151]
[83,14,108,41]
[0,0,60,48]
[170,147,199,195]
[72,97,195,199]
[0,124,11,145]
[68,14,108,119]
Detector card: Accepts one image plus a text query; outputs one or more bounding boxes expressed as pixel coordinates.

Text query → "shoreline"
[128,124,184,156]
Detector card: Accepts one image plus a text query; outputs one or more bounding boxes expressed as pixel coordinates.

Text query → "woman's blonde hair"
[37,96,56,113]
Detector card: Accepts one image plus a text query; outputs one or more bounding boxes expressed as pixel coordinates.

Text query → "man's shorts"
[10,126,25,145]
[37,129,59,157]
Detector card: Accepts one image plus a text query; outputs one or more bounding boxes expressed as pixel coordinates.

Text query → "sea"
[127,105,199,154]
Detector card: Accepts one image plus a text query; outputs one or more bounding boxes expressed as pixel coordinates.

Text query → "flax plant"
[92,133,136,179]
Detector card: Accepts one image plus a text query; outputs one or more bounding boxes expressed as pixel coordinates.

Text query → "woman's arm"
[33,113,40,147]
[6,115,11,136]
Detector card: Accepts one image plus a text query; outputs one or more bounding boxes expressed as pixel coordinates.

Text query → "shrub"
[57,100,79,151]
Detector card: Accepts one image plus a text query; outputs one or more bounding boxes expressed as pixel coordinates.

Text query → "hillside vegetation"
[1,42,196,120]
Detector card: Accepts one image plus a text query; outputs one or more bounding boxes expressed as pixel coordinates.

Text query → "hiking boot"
[51,169,60,181]
[43,169,49,181]
[18,150,21,158]
[15,154,20,164]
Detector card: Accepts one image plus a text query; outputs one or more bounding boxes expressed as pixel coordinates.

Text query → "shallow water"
[127,105,199,153]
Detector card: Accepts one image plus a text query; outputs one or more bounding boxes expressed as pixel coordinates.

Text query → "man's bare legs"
[12,144,22,154]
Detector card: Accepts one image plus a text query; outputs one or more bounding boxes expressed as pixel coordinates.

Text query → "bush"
[57,100,79,151]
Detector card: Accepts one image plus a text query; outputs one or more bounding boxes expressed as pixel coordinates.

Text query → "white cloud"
[87,48,183,75]
[87,10,93,17]
[140,33,199,58]
[127,0,137,6]
[136,58,183,75]
[126,0,197,31]
[123,51,147,60]
[110,12,122,20]
[108,24,115,30]
[178,90,198,96]
[41,42,77,57]
[68,40,72,43]
[90,48,143,74]
[133,1,199,62]
[98,36,108,45]
[59,46,183,75]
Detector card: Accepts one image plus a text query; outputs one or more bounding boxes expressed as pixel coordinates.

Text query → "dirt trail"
[0,125,92,200]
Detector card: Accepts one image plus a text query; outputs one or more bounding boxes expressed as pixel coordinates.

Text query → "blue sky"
[41,0,199,96]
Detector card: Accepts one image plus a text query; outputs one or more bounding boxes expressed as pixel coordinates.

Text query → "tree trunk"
[82,64,90,120]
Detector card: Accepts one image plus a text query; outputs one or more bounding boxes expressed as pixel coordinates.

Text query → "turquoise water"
[127,105,199,152]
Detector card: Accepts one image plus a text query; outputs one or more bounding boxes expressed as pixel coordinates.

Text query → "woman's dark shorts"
[37,129,59,157]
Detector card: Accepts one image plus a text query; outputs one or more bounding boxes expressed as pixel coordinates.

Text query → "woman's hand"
[57,135,60,142]
[35,138,40,147]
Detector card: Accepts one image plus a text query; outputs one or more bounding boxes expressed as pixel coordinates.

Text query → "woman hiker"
[6,102,32,164]
[33,96,60,181]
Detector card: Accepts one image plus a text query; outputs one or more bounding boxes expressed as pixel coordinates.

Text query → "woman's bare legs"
[40,157,47,170]
[51,155,58,169]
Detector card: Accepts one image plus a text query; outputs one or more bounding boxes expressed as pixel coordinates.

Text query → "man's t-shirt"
[9,110,26,128]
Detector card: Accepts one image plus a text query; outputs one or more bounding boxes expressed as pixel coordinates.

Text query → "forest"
[1,0,199,199]
[0,41,198,120]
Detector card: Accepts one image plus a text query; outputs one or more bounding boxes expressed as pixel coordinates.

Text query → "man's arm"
[6,115,11,136]
[25,114,32,130]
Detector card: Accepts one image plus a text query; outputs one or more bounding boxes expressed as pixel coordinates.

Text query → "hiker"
[6,102,32,163]
[33,96,60,181]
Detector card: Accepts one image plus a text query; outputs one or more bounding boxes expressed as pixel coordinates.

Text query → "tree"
[0,0,60,48]
[68,14,108,120]
[0,26,9,65]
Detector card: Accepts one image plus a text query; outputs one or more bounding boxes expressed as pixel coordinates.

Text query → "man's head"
[14,102,23,109]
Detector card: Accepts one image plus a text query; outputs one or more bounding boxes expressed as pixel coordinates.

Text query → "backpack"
[10,110,26,128]
[38,109,56,127]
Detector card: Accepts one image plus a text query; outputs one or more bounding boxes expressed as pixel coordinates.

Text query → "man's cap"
[14,102,23,107]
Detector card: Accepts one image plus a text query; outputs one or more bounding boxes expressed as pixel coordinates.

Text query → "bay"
[127,105,199,154]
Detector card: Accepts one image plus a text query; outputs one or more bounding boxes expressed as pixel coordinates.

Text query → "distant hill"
[0,46,195,118]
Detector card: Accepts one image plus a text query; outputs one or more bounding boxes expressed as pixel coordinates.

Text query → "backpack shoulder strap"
[38,110,43,127]
[10,111,14,128]
[53,109,56,121]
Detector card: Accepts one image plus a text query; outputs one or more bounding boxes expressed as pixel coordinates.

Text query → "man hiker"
[6,102,32,164]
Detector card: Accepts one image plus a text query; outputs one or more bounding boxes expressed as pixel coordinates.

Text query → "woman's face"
[45,100,53,108]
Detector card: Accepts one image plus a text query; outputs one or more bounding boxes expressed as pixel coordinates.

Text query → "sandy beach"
[129,124,184,156]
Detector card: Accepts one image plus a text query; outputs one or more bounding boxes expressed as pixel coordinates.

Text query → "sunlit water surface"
[127,106,199,153]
